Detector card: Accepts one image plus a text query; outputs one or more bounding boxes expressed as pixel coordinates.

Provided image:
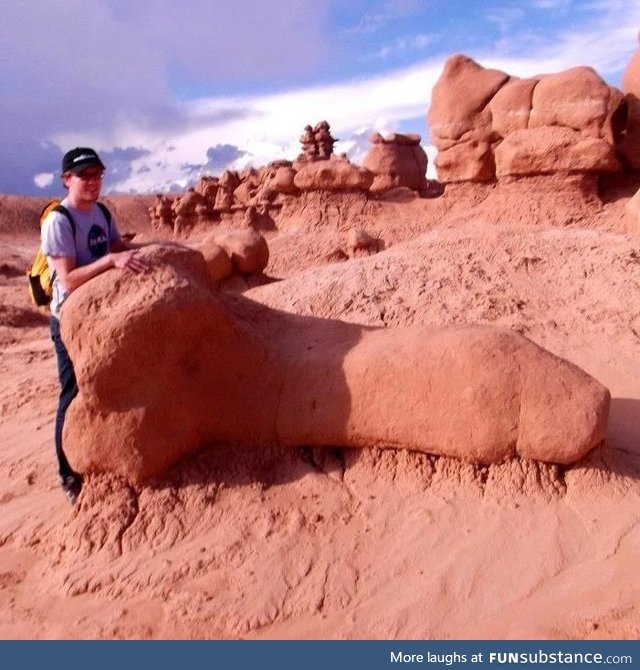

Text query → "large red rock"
[495,126,619,177]
[619,32,640,169]
[59,245,610,482]
[433,140,495,183]
[210,229,269,275]
[625,187,640,233]
[622,31,640,96]
[428,55,626,182]
[294,156,374,192]
[428,55,508,182]
[362,133,428,194]
[428,54,509,142]
[489,77,539,137]
[529,66,620,142]
[262,163,298,196]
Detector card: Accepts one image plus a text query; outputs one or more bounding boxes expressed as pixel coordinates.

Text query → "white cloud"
[54,60,442,193]
[42,0,640,194]
[33,172,54,189]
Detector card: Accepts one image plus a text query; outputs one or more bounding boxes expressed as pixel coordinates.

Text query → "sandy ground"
[0,180,639,639]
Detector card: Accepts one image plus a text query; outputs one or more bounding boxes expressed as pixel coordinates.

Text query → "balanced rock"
[60,245,610,482]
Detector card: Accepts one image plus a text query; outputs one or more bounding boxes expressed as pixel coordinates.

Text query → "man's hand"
[110,249,149,274]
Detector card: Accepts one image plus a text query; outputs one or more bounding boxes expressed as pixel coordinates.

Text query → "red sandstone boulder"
[622,31,640,96]
[489,77,539,137]
[626,187,640,233]
[428,55,507,182]
[59,245,610,482]
[294,156,374,192]
[191,236,233,282]
[261,163,298,196]
[428,54,509,142]
[233,169,262,207]
[434,140,495,183]
[211,228,269,275]
[172,189,208,234]
[428,54,626,183]
[495,126,619,177]
[362,133,428,194]
[194,176,219,209]
[529,66,619,141]
[619,32,640,169]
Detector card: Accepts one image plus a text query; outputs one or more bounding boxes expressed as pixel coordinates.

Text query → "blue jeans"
[50,317,79,480]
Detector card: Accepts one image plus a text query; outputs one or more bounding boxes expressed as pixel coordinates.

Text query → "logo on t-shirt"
[88,224,108,258]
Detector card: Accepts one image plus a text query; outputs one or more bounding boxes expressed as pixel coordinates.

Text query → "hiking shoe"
[60,473,83,505]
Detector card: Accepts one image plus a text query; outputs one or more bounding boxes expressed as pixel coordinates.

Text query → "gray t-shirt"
[41,198,121,318]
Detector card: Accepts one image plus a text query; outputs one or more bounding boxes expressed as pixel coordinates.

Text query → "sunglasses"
[74,171,105,182]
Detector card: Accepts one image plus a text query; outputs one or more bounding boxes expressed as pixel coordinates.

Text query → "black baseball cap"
[62,147,106,174]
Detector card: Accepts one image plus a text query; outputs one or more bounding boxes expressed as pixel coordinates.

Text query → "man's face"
[63,166,105,202]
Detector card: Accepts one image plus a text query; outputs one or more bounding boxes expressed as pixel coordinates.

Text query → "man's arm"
[50,248,148,293]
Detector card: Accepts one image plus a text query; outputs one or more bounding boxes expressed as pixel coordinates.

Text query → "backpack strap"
[48,205,75,288]
[49,202,111,237]
[51,204,76,238]
[96,202,112,236]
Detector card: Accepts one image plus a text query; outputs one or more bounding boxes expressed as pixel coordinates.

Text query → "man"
[41,147,148,504]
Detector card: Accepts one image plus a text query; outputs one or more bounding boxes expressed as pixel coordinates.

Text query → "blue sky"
[1,0,639,195]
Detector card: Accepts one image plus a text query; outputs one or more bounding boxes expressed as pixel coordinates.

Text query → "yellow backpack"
[27,200,75,307]
[27,200,112,307]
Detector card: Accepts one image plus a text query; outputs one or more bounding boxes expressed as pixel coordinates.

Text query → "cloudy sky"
[2,0,639,195]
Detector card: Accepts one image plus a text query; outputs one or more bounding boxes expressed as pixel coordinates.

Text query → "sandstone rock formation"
[429,54,625,182]
[187,228,269,280]
[298,124,318,162]
[346,228,381,257]
[60,244,609,482]
[294,156,374,192]
[314,120,337,159]
[233,168,262,207]
[626,186,640,232]
[148,194,174,231]
[619,31,640,169]
[172,188,208,234]
[189,236,233,282]
[195,176,219,209]
[258,161,298,200]
[209,228,269,275]
[363,133,429,195]
[213,170,241,213]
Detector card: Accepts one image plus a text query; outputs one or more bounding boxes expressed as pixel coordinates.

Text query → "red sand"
[0,180,639,639]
